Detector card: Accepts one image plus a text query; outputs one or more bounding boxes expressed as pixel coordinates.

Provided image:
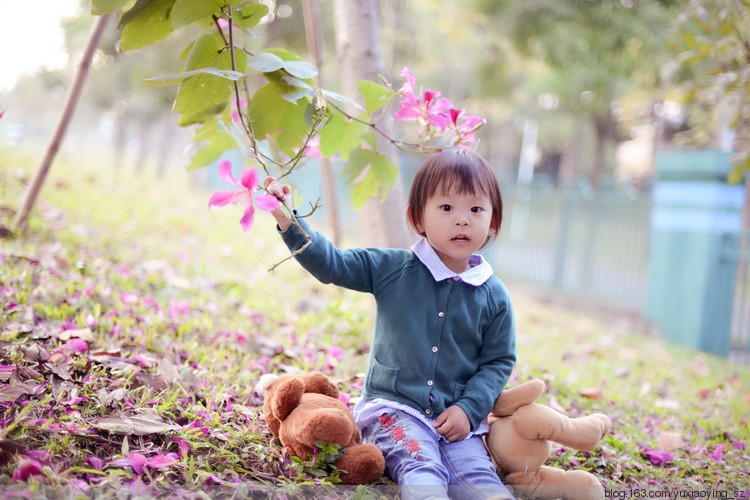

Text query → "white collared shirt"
[410,238,494,287]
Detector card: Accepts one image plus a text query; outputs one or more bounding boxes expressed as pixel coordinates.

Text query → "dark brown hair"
[407,149,503,244]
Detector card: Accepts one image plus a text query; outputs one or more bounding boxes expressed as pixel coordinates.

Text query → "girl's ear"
[406,208,423,234]
[488,225,497,237]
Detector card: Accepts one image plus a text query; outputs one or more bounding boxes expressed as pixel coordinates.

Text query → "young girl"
[265,149,516,500]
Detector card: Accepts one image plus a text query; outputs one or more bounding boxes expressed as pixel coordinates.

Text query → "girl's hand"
[263,176,293,231]
[433,405,470,442]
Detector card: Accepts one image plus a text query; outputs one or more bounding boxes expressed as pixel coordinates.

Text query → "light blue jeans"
[360,410,513,500]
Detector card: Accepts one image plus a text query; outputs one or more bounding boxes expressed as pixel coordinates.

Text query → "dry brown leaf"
[59,328,95,342]
[580,387,603,399]
[92,413,179,436]
[157,358,179,384]
[657,431,686,451]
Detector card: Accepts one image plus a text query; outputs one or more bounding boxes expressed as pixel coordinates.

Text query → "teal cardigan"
[279,218,517,431]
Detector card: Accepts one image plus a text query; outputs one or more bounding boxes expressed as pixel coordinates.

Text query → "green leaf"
[283,60,318,80]
[119,0,178,51]
[342,147,374,184]
[318,113,346,157]
[247,82,308,156]
[172,0,221,29]
[357,80,394,114]
[343,149,398,209]
[339,120,369,161]
[217,120,249,153]
[280,89,314,105]
[361,131,377,150]
[232,2,269,28]
[369,152,398,191]
[247,52,286,73]
[92,0,130,15]
[144,67,244,86]
[174,34,247,115]
[321,89,362,110]
[178,102,227,127]
[282,76,313,90]
[188,120,235,169]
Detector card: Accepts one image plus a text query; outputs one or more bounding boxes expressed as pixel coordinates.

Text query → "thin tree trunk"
[302,0,341,246]
[12,14,111,233]
[332,0,410,249]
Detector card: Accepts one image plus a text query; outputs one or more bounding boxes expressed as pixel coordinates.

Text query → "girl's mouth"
[452,235,470,242]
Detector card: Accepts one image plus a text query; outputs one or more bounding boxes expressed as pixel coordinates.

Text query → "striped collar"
[411,238,493,287]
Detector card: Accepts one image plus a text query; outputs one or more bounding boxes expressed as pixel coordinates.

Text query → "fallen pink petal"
[109,453,148,475]
[146,453,180,469]
[63,338,88,353]
[87,457,104,471]
[12,458,43,481]
[704,444,726,462]
[642,448,674,465]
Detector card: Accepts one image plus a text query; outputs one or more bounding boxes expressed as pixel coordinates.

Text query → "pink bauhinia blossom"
[392,67,485,147]
[447,108,486,147]
[208,160,281,233]
[393,67,453,132]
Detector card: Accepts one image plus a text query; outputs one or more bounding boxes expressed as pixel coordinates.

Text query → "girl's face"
[412,189,497,274]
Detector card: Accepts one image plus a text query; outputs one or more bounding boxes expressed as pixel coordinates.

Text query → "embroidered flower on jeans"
[379,413,396,428]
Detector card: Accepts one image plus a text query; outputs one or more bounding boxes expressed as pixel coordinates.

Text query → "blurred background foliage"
[1,0,748,191]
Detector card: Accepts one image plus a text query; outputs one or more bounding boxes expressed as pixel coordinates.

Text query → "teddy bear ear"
[272,377,306,421]
[491,378,546,416]
[303,371,340,399]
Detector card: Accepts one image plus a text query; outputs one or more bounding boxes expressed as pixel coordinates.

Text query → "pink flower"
[338,392,350,406]
[392,66,484,146]
[146,453,179,469]
[12,458,43,481]
[110,453,148,475]
[642,447,674,465]
[327,345,344,360]
[87,457,104,471]
[208,160,281,233]
[63,338,88,353]
[447,108,486,146]
[704,444,726,462]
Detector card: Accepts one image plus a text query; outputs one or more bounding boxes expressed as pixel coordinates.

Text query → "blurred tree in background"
[7,0,749,196]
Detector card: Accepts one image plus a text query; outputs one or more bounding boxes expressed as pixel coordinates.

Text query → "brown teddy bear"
[261,371,385,485]
[485,379,612,500]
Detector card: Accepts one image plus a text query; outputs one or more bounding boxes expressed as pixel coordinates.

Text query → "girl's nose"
[456,213,469,225]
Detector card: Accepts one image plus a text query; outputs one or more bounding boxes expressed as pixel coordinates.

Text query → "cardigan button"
[432,346,438,353]
[438,311,444,318]
[427,380,433,386]
[425,409,432,415]
[447,279,452,284]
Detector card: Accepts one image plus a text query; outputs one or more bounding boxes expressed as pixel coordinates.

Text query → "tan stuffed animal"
[485,379,611,500]
[262,371,385,485]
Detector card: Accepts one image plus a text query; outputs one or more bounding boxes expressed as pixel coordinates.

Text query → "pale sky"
[0,0,82,91]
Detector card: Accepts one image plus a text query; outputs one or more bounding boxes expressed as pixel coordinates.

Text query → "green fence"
[486,184,652,307]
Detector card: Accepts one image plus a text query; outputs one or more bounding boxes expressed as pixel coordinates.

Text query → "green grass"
[1,144,748,497]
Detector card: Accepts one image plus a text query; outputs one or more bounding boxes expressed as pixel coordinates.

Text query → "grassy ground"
[1,145,748,497]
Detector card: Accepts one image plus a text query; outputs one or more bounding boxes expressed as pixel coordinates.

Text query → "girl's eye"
[440,205,452,212]
[471,206,484,213]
